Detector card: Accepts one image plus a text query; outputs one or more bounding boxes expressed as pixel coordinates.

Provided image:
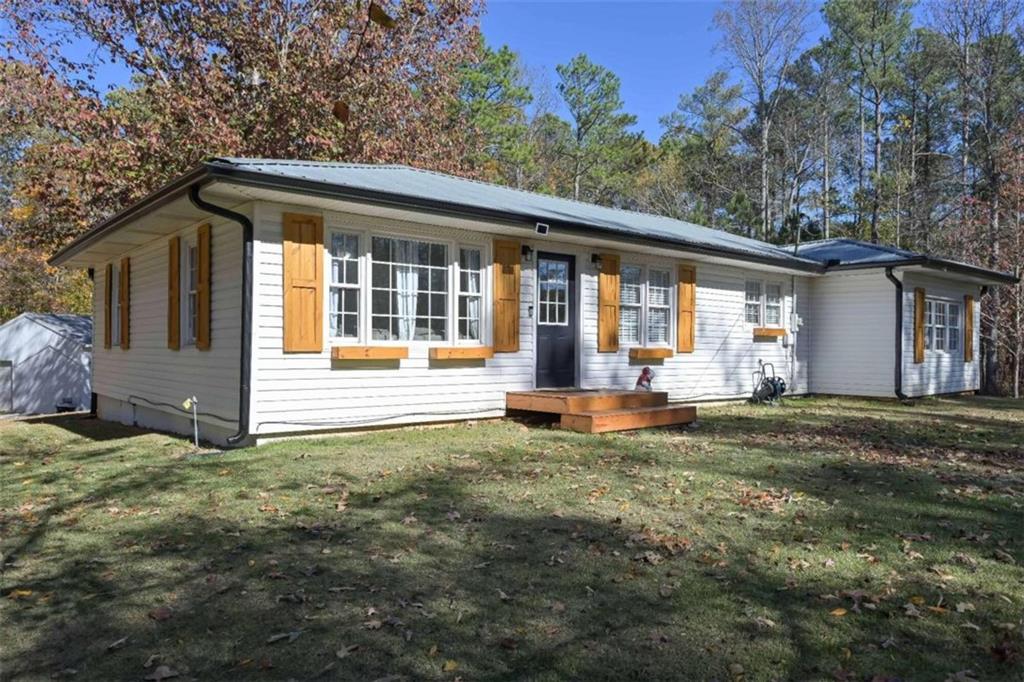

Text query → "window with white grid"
[538,258,569,326]
[371,236,449,341]
[647,268,672,345]
[925,299,961,354]
[765,283,782,325]
[620,265,673,347]
[745,280,762,324]
[329,232,360,339]
[458,247,482,340]
[619,265,642,344]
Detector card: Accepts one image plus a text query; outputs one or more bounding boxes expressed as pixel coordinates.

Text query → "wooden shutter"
[119,257,131,349]
[597,253,620,353]
[964,294,974,362]
[913,287,925,364]
[282,213,324,353]
[196,223,212,350]
[104,263,112,349]
[677,264,696,353]
[493,239,520,352]
[168,237,181,350]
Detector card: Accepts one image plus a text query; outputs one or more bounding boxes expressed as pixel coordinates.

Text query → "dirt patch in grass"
[1,397,1022,680]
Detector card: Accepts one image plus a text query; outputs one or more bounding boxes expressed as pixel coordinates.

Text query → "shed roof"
[1,314,93,346]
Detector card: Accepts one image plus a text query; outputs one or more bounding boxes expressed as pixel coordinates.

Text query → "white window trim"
[538,256,571,327]
[327,230,362,342]
[923,296,962,355]
[620,263,674,348]
[324,224,490,347]
[110,264,121,348]
[182,236,198,347]
[744,279,785,328]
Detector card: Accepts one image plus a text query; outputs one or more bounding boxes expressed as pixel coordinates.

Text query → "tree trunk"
[857,79,865,234]
[870,88,882,244]
[761,122,770,241]
[822,116,831,239]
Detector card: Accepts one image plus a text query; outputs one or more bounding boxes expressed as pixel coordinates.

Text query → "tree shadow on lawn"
[5,445,1022,682]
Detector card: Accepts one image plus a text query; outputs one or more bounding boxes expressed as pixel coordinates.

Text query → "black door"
[536,253,576,388]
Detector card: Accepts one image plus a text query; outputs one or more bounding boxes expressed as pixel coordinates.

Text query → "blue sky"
[482,1,826,140]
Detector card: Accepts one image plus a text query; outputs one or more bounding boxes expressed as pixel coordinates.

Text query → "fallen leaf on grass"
[148,607,172,621]
[266,631,302,644]
[442,659,459,672]
[830,608,848,617]
[143,654,161,668]
[144,666,179,681]
[955,602,975,613]
[364,619,383,630]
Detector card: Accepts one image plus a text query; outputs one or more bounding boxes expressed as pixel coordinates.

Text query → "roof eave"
[48,164,212,267]
[826,258,1018,285]
[204,160,824,273]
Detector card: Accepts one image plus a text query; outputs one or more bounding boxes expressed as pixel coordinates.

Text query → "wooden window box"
[331,346,408,360]
[628,347,674,360]
[429,346,494,360]
[753,327,786,338]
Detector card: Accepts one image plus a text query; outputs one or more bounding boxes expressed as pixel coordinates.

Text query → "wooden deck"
[506,389,697,434]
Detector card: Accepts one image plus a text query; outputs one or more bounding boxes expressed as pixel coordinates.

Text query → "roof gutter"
[203,161,825,274]
[884,267,909,401]
[829,257,1018,285]
[187,184,253,447]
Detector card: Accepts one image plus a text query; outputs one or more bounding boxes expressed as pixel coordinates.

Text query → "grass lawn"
[1,396,1023,681]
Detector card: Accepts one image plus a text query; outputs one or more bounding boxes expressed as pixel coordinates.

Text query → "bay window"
[619,264,673,347]
[327,228,487,345]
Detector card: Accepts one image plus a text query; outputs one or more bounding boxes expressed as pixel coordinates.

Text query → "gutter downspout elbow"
[188,184,253,447]
[885,267,908,401]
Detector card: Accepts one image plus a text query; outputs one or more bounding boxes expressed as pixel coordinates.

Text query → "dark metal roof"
[787,238,1018,284]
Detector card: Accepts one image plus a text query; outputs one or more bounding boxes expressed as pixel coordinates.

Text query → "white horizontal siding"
[806,270,895,397]
[250,203,535,436]
[580,260,810,401]
[251,201,812,437]
[92,216,243,436]
[901,272,981,397]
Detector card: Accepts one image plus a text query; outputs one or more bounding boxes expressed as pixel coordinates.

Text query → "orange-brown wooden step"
[560,405,697,434]
[506,390,668,414]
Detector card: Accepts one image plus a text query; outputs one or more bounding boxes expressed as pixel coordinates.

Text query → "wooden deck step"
[560,405,697,434]
[506,390,668,414]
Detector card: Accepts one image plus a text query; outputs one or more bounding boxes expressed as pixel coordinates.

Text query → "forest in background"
[1,0,1021,395]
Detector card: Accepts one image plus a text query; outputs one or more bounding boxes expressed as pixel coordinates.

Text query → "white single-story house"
[49,159,1017,445]
[0,313,92,414]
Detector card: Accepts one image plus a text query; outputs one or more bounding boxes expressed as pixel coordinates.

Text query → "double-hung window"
[745,280,784,327]
[924,298,961,353]
[110,265,121,347]
[458,247,483,340]
[184,240,198,345]
[619,265,673,346]
[329,232,360,339]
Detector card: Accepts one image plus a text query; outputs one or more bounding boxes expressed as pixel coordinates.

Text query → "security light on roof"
[535,222,549,236]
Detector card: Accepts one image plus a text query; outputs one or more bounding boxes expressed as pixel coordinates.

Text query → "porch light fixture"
[591,253,603,271]
[521,245,534,262]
